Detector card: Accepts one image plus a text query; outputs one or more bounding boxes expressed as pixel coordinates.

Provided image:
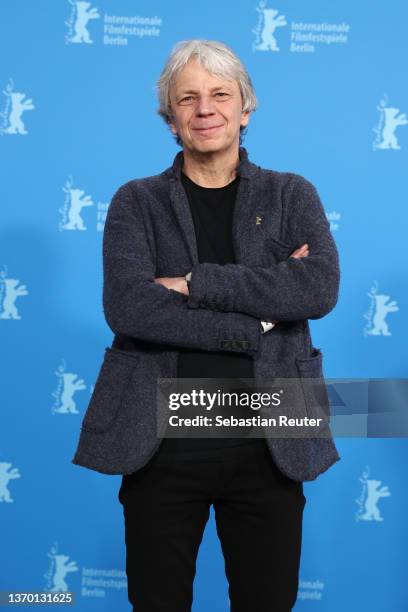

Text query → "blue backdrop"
[1,1,407,610]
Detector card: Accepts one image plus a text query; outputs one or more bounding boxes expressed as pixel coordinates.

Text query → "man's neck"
[181,146,240,188]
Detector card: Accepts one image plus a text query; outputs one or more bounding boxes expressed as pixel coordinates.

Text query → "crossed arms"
[154,242,310,329]
[102,176,340,354]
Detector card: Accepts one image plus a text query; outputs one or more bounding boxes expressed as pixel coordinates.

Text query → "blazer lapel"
[231,150,262,266]
[166,150,198,266]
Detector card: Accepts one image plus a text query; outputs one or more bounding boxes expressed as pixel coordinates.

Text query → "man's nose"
[195,96,216,115]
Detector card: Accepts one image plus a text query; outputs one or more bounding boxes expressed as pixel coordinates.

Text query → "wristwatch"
[260,321,275,333]
[185,271,192,290]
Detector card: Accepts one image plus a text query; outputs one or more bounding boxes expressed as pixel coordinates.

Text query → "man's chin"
[185,138,233,155]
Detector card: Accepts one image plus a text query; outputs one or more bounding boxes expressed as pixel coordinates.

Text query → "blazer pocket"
[265,237,294,263]
[295,348,330,419]
[81,347,140,434]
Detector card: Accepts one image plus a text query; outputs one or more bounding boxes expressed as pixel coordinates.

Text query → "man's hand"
[154,276,189,295]
[153,243,310,310]
[290,243,309,260]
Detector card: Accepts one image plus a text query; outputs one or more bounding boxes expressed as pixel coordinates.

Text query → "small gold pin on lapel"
[255,216,262,225]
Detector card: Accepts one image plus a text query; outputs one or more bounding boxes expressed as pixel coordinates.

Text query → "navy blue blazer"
[72,146,341,482]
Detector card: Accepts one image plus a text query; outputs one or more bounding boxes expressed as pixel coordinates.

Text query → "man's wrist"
[185,271,274,334]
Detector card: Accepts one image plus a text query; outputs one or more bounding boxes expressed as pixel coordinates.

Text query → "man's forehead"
[172,67,236,92]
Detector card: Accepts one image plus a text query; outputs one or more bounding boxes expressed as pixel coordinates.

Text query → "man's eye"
[179,93,229,103]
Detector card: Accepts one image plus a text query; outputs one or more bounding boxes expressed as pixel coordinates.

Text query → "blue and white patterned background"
[1,1,407,610]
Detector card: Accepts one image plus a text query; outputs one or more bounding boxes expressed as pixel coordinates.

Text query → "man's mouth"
[193,125,223,132]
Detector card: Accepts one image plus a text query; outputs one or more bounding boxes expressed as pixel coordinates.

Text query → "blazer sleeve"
[186,175,340,322]
[102,182,261,354]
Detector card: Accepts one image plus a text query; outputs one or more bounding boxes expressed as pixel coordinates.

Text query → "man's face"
[167,58,250,154]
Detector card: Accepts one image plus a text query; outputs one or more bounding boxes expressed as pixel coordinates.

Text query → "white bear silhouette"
[254,6,287,51]
[49,554,78,592]
[367,293,399,336]
[55,373,86,414]
[376,106,408,150]
[359,479,390,521]
[3,92,34,135]
[70,1,100,44]
[0,462,21,503]
[62,188,94,230]
[0,278,28,319]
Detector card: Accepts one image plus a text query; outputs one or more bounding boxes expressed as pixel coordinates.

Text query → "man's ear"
[240,110,251,128]
[167,110,178,135]
[168,121,178,136]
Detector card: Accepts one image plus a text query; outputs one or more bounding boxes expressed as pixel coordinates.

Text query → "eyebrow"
[178,86,232,95]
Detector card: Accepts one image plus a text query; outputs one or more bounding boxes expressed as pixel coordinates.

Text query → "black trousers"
[118,439,305,612]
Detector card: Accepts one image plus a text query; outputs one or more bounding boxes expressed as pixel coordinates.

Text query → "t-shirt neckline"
[181,170,239,191]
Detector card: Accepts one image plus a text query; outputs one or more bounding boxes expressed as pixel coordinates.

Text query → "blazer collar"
[166,146,259,181]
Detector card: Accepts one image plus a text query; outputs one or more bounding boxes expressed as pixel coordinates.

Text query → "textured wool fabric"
[72,146,341,482]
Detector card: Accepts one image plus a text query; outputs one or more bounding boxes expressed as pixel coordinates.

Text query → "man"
[72,39,341,611]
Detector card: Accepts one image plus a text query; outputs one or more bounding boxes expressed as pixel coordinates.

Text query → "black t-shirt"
[158,170,260,454]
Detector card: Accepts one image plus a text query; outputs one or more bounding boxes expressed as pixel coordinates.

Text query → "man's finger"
[291,249,309,259]
[296,244,308,253]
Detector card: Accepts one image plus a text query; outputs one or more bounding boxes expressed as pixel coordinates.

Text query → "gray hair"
[155,39,258,146]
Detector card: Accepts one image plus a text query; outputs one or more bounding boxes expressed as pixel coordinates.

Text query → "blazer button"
[221,340,232,349]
